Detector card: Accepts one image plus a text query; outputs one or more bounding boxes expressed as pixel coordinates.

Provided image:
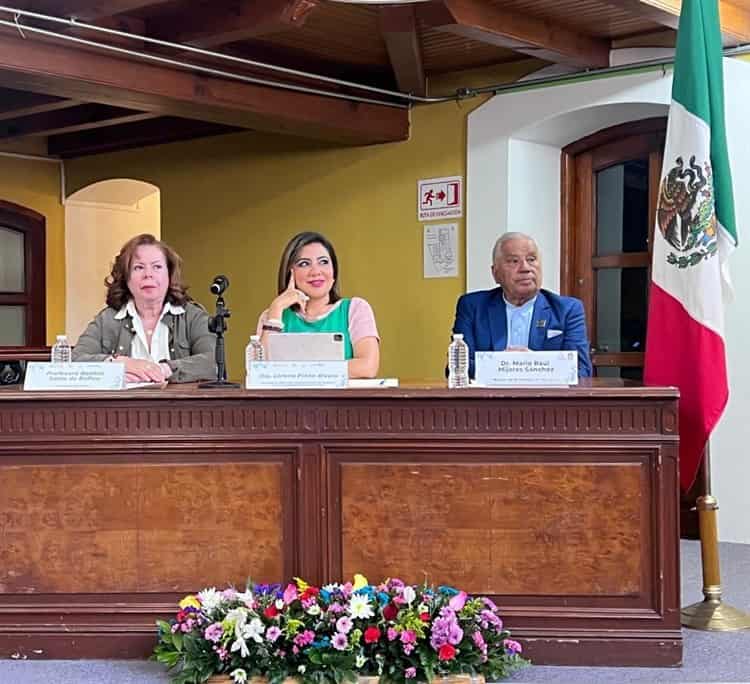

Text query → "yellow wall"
[64,61,539,381]
[0,155,65,345]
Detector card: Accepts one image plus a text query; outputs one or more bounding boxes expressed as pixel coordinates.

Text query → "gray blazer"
[73,301,216,383]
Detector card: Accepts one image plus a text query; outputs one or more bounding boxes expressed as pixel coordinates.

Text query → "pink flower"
[214,646,229,661]
[387,627,398,641]
[293,630,315,647]
[336,616,353,634]
[448,591,467,612]
[400,630,416,645]
[283,583,298,604]
[204,623,223,643]
[332,632,348,651]
[405,668,417,679]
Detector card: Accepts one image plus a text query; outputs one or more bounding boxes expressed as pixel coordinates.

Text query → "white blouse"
[114,300,185,362]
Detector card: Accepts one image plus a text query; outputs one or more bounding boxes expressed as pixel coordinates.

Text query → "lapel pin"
[536,319,547,328]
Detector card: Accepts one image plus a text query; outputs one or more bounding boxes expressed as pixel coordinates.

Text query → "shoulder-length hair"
[105,233,191,310]
[276,231,341,304]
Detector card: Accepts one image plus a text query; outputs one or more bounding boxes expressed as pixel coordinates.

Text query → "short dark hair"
[105,233,190,310]
[276,231,341,304]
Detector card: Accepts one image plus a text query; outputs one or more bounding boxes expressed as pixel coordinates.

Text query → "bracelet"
[262,324,283,332]
[265,318,284,329]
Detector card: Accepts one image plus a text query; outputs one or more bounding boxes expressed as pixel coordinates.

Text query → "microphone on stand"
[200,274,240,389]
[210,275,229,296]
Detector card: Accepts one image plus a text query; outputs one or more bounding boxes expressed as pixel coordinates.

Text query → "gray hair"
[491,232,539,263]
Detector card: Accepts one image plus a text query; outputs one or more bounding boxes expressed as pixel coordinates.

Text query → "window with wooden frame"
[561,118,667,380]
[0,200,46,347]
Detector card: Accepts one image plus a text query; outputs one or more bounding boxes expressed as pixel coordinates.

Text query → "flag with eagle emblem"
[644,0,737,491]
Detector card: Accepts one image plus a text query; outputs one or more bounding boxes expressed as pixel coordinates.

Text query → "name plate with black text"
[23,362,125,391]
[247,361,348,389]
[475,351,578,387]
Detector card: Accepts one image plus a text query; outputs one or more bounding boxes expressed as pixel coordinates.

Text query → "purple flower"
[266,626,281,643]
[204,623,223,643]
[332,632,348,651]
[405,667,417,679]
[430,613,462,649]
[504,638,522,654]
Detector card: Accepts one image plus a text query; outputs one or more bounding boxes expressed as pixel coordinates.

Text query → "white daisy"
[197,587,223,613]
[348,593,374,619]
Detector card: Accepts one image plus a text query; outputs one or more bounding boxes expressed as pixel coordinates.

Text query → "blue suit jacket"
[452,287,592,379]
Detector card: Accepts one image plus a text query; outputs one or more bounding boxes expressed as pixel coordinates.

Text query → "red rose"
[382,603,398,621]
[438,644,456,661]
[264,605,279,618]
[300,586,320,601]
[420,612,430,622]
[364,626,381,644]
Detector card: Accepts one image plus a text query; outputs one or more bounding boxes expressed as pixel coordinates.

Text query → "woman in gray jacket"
[73,233,216,384]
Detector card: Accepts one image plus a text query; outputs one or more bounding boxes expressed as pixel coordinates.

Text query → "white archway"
[466,58,750,543]
[65,179,161,343]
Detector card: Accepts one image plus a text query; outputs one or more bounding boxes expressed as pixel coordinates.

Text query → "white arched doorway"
[65,179,160,343]
[466,58,750,543]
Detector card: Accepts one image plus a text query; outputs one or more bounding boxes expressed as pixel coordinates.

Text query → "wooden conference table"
[0,380,681,666]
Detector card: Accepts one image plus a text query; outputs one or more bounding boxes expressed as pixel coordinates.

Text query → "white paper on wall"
[423,223,458,278]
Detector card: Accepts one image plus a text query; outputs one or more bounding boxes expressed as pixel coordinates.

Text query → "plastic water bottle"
[447,333,469,388]
[51,334,72,364]
[245,334,265,373]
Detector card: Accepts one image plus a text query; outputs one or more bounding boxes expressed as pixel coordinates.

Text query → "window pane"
[596,160,649,254]
[596,267,648,353]
[0,226,25,292]
[0,305,25,345]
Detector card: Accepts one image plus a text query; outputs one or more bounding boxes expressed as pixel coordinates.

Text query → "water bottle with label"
[245,334,265,374]
[447,333,469,388]
[51,334,72,364]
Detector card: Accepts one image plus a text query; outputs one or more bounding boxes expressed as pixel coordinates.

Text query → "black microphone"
[210,274,229,296]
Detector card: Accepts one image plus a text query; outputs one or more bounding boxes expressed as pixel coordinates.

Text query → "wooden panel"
[0,383,681,665]
[337,460,643,596]
[0,461,285,593]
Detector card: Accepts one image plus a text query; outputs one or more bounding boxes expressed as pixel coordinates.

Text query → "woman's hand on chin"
[268,272,309,319]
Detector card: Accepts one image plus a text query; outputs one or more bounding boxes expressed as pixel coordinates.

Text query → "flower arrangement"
[153,575,528,684]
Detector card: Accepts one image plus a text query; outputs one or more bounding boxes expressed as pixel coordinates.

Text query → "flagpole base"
[682,597,750,631]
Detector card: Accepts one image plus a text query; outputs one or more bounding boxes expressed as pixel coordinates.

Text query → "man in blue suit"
[452,232,592,379]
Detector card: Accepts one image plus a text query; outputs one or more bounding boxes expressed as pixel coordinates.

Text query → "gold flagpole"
[681,446,750,630]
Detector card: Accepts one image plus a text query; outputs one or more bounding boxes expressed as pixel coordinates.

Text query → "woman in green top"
[257,231,380,378]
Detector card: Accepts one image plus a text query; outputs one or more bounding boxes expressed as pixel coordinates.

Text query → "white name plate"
[475,351,578,387]
[246,361,348,389]
[24,362,125,391]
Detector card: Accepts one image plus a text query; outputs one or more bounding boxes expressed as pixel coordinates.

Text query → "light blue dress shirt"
[504,295,537,348]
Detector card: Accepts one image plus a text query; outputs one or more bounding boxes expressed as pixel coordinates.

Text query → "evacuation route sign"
[417,176,463,221]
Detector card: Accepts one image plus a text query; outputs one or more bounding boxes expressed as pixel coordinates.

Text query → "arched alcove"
[65,179,161,343]
[466,58,750,543]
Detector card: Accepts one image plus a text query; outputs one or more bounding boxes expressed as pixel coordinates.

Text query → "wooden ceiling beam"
[0,88,81,121]
[150,0,320,49]
[379,6,426,97]
[0,103,155,139]
[0,33,408,145]
[22,0,174,22]
[418,0,610,68]
[603,0,750,44]
[48,116,241,158]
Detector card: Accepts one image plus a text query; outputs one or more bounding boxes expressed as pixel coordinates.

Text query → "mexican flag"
[644,0,737,492]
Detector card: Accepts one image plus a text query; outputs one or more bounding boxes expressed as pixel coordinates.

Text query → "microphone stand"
[199,293,240,388]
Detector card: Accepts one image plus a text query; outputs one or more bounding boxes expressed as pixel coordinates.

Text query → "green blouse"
[281,299,353,359]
